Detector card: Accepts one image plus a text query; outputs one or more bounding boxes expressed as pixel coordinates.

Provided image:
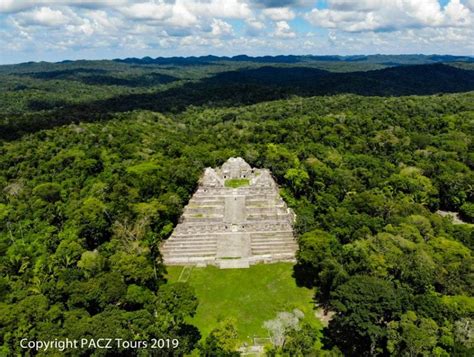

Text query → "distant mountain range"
[114,54,474,66]
[206,63,474,96]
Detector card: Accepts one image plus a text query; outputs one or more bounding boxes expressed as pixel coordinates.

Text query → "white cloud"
[251,0,312,8]
[274,20,295,38]
[465,0,474,10]
[306,0,473,32]
[194,0,252,19]
[119,2,173,21]
[245,17,266,36]
[167,2,199,27]
[119,1,251,28]
[445,0,472,26]
[210,18,233,36]
[247,18,265,30]
[16,6,69,27]
[0,0,127,13]
[0,0,472,63]
[263,7,295,20]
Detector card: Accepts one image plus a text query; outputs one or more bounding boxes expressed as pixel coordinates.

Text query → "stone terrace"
[161,157,297,269]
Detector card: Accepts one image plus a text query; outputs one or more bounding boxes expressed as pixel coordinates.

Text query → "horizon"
[2,53,474,66]
[1,0,473,65]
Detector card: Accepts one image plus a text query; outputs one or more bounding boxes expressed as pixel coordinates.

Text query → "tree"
[77,197,110,249]
[328,275,407,355]
[281,322,321,356]
[294,229,342,290]
[387,311,441,356]
[453,318,474,353]
[199,319,240,357]
[77,250,105,277]
[53,239,84,269]
[460,202,474,223]
[263,310,304,348]
[155,283,198,324]
[32,182,62,203]
[109,251,155,286]
[284,167,309,196]
[67,272,127,312]
[387,167,439,208]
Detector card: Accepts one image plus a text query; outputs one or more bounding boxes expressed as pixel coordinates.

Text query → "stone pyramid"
[161,157,297,269]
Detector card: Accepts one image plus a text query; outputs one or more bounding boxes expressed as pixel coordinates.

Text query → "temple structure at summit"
[160,157,297,269]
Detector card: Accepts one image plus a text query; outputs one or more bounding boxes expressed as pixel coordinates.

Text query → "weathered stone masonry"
[160,157,297,269]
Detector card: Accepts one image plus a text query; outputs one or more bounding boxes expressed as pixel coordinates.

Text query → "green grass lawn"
[224,178,250,188]
[166,263,321,343]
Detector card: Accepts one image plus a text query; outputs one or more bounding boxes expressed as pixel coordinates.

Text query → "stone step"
[182,216,225,221]
[251,237,295,243]
[193,194,229,199]
[162,243,217,250]
[246,206,286,211]
[162,252,217,258]
[251,245,297,251]
[162,250,217,257]
[183,212,224,217]
[192,194,226,199]
[246,215,291,221]
[251,235,295,241]
[245,208,278,214]
[189,197,225,201]
[251,243,296,249]
[251,231,294,236]
[188,199,225,203]
[162,239,217,246]
[163,257,216,265]
[168,234,220,240]
[185,207,225,212]
[251,248,297,255]
[251,247,296,255]
[166,235,218,241]
[217,258,250,269]
[190,193,279,202]
[251,240,296,245]
[174,224,227,231]
[250,252,295,259]
[161,243,217,250]
[168,236,220,242]
[172,230,293,237]
[168,232,220,237]
[168,237,291,245]
[251,240,297,246]
[163,239,217,247]
[251,243,296,248]
[246,200,279,205]
[245,199,279,204]
[163,245,216,251]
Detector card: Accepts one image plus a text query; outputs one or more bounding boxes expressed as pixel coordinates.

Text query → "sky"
[0,0,473,64]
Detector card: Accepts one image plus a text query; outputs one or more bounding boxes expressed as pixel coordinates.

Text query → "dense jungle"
[0,55,473,356]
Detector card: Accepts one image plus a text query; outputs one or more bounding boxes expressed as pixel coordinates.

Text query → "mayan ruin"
[161,157,297,269]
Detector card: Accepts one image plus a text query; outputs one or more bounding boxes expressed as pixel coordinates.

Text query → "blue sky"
[0,0,473,64]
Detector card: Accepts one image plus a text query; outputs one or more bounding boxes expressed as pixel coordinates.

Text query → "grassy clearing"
[166,263,321,343]
[224,178,250,188]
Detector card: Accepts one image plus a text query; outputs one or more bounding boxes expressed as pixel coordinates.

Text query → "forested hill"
[1,59,474,140]
[208,63,474,96]
[115,54,474,66]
